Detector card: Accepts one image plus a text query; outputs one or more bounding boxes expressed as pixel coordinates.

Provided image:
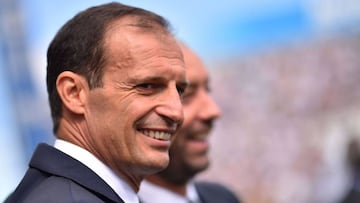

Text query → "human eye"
[183,88,196,98]
[136,83,162,94]
[180,86,197,104]
[176,80,189,96]
[176,85,186,97]
[137,83,155,89]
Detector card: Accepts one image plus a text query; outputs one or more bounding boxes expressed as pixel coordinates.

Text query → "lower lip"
[188,140,209,151]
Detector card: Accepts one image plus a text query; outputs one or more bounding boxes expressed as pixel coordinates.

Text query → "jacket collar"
[29,143,124,203]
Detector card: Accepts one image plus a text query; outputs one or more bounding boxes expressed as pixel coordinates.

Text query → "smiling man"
[138,43,240,203]
[5,2,187,203]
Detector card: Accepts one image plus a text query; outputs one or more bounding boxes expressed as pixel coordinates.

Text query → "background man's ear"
[56,71,88,115]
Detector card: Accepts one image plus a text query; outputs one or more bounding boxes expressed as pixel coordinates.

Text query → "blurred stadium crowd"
[199,32,360,203]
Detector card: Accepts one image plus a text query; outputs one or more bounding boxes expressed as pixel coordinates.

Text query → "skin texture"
[55,20,188,191]
[146,43,221,195]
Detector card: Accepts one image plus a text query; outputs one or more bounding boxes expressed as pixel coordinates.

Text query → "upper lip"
[189,133,208,141]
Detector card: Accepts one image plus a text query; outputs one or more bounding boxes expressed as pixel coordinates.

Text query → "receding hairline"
[105,15,171,37]
[102,15,174,56]
[101,15,179,68]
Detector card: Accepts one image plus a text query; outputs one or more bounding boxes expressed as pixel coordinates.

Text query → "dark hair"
[46,2,171,133]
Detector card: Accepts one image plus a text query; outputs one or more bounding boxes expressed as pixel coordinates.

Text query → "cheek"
[170,136,186,154]
[182,106,198,127]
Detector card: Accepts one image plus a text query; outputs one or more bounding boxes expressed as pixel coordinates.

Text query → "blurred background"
[1,0,360,202]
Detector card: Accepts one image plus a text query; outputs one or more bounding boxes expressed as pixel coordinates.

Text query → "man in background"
[138,43,241,203]
[340,137,360,203]
[6,2,187,203]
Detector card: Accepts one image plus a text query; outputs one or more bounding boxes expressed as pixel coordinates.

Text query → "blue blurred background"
[2,0,360,202]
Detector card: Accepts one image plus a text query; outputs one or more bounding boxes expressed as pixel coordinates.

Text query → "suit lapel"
[30,143,124,203]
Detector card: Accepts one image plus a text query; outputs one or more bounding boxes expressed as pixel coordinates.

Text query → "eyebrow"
[129,75,189,87]
[187,78,209,87]
[141,76,165,81]
[128,75,164,84]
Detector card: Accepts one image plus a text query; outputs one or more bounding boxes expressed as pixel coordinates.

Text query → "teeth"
[141,130,171,141]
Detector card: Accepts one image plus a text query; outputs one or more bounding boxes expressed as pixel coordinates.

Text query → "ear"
[56,71,88,115]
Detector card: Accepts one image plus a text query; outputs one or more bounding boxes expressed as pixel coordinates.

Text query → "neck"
[57,117,143,192]
[146,175,187,196]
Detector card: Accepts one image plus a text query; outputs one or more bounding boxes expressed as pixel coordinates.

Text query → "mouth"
[139,130,173,141]
[187,131,210,142]
[191,133,207,141]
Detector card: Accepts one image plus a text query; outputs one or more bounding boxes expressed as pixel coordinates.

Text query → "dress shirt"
[138,179,201,203]
[54,139,139,203]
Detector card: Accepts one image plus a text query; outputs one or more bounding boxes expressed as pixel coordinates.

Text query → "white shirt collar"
[138,179,200,203]
[54,139,139,203]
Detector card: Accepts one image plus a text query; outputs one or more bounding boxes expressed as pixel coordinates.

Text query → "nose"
[155,85,184,125]
[198,90,221,121]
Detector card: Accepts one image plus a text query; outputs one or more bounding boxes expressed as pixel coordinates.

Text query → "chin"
[143,157,170,174]
[190,160,210,173]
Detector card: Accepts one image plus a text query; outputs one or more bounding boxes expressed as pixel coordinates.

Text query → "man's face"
[166,46,221,179]
[83,27,187,179]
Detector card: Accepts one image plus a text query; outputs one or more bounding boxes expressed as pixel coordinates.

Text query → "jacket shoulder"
[195,181,241,203]
[6,175,106,203]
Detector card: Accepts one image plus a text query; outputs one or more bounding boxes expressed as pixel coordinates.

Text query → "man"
[340,137,360,203]
[6,2,187,203]
[138,43,241,203]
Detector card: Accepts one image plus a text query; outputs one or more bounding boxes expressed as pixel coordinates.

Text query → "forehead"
[103,17,182,61]
[183,48,208,83]
[102,20,186,80]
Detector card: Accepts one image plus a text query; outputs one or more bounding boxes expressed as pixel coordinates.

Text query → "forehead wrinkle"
[103,42,133,73]
[130,40,184,67]
[105,26,181,68]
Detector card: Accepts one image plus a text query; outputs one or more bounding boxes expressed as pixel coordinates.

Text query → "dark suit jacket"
[195,181,241,203]
[5,143,125,203]
[340,187,360,203]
